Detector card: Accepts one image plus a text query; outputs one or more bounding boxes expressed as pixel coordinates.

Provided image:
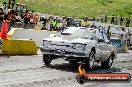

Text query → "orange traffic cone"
[0,20,7,40]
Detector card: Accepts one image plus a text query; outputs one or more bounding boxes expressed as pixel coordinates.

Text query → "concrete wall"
[90,21,132,36]
[90,21,132,32]
[12,29,58,47]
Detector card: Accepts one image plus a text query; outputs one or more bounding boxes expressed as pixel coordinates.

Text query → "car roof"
[62,27,88,34]
[67,27,86,30]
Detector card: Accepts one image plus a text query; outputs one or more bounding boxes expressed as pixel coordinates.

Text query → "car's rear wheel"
[43,54,52,66]
[85,50,95,69]
[101,53,114,69]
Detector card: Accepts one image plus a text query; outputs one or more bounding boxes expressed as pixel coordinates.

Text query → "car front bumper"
[40,47,86,58]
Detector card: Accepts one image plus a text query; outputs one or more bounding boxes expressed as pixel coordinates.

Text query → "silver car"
[40,27,117,69]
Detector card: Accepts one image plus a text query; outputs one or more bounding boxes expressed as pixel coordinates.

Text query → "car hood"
[44,35,94,44]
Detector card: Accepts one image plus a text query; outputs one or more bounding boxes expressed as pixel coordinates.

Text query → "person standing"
[81,17,90,27]
[42,17,47,29]
[104,14,108,23]
[46,19,51,31]
[51,19,57,31]
[120,15,123,26]
[56,20,60,31]
[9,13,16,30]
[114,15,118,25]
[23,15,29,29]
[126,16,130,27]
[120,27,127,40]
[3,12,8,20]
[111,14,114,24]
[96,15,100,22]
[107,26,112,39]
[101,14,104,23]
[33,14,38,25]
[62,18,67,29]
[11,0,15,9]
[8,0,12,9]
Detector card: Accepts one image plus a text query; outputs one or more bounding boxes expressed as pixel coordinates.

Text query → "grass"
[0,0,132,26]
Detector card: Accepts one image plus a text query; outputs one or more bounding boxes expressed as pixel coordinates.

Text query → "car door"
[96,29,112,59]
[95,29,107,59]
[102,30,112,59]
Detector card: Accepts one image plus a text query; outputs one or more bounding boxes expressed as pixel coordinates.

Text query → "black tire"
[85,50,95,69]
[101,53,114,69]
[76,74,86,84]
[43,54,52,66]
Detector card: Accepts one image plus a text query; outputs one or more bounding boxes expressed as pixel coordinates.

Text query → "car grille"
[51,41,74,48]
[50,49,73,54]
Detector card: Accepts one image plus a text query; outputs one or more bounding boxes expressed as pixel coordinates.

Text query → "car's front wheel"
[101,53,114,69]
[85,50,95,69]
[43,54,52,66]
[76,74,86,84]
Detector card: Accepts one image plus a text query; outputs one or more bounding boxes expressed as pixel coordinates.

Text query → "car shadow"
[42,63,122,74]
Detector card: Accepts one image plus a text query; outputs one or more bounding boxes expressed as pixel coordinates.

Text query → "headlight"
[72,44,86,50]
[43,40,51,46]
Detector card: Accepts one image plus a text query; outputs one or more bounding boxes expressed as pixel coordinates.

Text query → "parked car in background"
[40,27,117,69]
[66,17,81,27]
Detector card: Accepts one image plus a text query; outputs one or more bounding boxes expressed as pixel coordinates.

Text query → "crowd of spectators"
[39,16,97,32]
[0,0,131,33]
[97,13,131,27]
[40,16,68,32]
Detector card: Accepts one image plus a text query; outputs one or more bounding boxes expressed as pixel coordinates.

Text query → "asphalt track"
[0,50,132,87]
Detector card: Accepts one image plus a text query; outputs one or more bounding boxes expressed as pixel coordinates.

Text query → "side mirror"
[98,39,105,43]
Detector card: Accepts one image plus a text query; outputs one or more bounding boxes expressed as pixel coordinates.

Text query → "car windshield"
[61,27,95,39]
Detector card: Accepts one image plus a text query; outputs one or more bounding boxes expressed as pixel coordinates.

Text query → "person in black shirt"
[111,14,114,24]
[3,12,8,20]
[8,0,12,9]
[126,16,130,27]
[107,26,111,39]
[104,14,108,23]
[23,15,30,29]
[120,15,123,26]
[11,0,15,9]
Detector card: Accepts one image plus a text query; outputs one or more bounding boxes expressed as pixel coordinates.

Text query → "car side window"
[96,30,105,43]
[103,32,109,43]
[96,29,111,44]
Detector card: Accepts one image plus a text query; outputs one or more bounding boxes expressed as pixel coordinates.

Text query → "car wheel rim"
[89,51,95,68]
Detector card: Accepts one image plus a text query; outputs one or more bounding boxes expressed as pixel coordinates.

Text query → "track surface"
[0,50,132,87]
